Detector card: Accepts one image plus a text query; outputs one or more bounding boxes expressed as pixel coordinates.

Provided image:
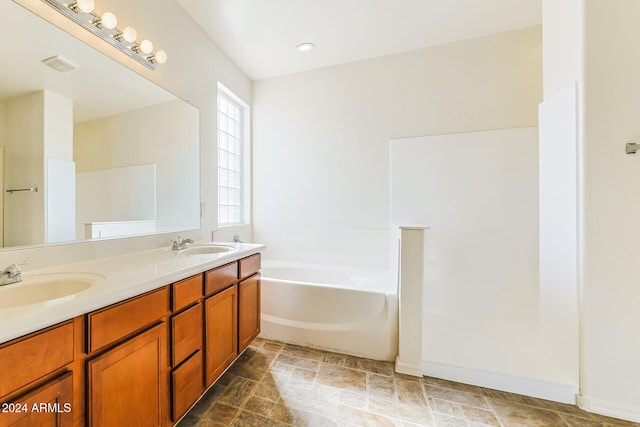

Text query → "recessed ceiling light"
[296,42,315,52]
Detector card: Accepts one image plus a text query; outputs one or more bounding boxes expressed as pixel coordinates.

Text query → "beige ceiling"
[176,0,542,81]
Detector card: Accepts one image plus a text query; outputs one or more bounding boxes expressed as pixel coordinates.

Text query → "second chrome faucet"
[171,236,193,251]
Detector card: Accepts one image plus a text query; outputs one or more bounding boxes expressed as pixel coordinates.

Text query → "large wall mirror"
[0,0,200,249]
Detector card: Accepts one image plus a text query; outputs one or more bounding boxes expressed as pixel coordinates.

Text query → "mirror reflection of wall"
[0,0,200,248]
[74,100,199,239]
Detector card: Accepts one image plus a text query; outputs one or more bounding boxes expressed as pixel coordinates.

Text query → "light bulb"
[75,0,94,13]
[100,12,117,29]
[139,39,153,54]
[121,26,137,43]
[154,50,167,64]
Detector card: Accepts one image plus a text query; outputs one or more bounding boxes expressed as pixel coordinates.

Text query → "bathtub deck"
[175,338,631,427]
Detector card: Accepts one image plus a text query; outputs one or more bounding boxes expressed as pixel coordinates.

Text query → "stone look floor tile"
[281,343,327,361]
[337,404,398,426]
[340,390,369,410]
[423,385,491,410]
[316,363,368,392]
[178,338,639,427]
[397,379,427,407]
[199,403,239,425]
[368,373,397,402]
[274,353,321,370]
[488,398,566,427]
[369,398,435,425]
[432,413,468,427]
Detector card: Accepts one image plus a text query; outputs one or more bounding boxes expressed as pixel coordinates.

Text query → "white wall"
[577,1,640,421]
[541,0,584,99]
[0,103,4,247]
[253,26,542,268]
[538,85,579,393]
[391,128,539,326]
[74,100,199,232]
[542,0,640,421]
[4,92,46,247]
[389,129,578,402]
[3,91,75,246]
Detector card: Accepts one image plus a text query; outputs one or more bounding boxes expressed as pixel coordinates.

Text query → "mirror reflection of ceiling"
[0,0,175,123]
[0,0,200,249]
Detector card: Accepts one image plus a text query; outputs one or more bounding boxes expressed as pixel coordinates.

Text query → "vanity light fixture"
[149,50,167,64]
[68,0,93,13]
[133,39,153,54]
[40,0,167,70]
[114,26,137,43]
[92,11,117,30]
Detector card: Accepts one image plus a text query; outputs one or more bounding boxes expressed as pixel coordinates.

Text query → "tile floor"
[177,338,639,427]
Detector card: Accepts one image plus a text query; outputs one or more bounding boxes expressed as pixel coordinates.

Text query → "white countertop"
[0,242,265,345]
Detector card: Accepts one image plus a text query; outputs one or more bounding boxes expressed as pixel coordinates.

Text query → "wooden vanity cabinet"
[0,321,77,427]
[0,251,262,427]
[203,255,262,386]
[204,282,238,386]
[86,287,170,427]
[0,372,74,427]
[169,275,204,422]
[238,254,261,353]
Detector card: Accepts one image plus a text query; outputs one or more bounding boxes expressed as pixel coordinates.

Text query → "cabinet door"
[204,285,238,386]
[238,274,261,352]
[0,372,73,427]
[87,323,167,427]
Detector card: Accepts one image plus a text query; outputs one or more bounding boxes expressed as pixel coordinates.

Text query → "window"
[217,84,249,226]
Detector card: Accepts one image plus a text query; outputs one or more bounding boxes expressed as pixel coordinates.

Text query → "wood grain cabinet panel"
[239,254,261,280]
[87,323,167,427]
[204,285,238,386]
[204,263,237,296]
[171,303,202,367]
[171,351,203,422]
[87,287,169,353]
[238,274,261,353]
[0,322,74,398]
[172,275,203,312]
[0,372,73,427]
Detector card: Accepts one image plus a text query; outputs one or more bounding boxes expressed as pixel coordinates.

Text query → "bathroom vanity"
[0,244,263,426]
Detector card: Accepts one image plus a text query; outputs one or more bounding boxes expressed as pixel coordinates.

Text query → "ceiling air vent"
[42,55,77,73]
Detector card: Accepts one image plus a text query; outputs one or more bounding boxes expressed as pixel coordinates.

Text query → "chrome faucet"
[233,233,242,243]
[171,236,194,251]
[0,261,26,286]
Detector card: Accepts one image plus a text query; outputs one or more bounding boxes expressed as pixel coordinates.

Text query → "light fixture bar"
[40,0,166,70]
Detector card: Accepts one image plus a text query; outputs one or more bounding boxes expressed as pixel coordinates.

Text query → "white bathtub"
[259,261,398,361]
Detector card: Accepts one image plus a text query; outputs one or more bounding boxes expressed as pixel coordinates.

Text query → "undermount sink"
[180,244,236,255]
[0,272,104,309]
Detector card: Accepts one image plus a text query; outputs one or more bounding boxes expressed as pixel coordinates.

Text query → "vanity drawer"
[171,350,204,421]
[87,287,169,353]
[0,321,74,397]
[239,253,261,280]
[205,262,238,296]
[0,372,73,426]
[171,303,202,366]
[172,274,203,312]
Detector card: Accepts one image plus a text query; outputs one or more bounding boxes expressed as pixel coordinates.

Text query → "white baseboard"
[421,360,578,404]
[577,395,640,423]
[395,356,423,377]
